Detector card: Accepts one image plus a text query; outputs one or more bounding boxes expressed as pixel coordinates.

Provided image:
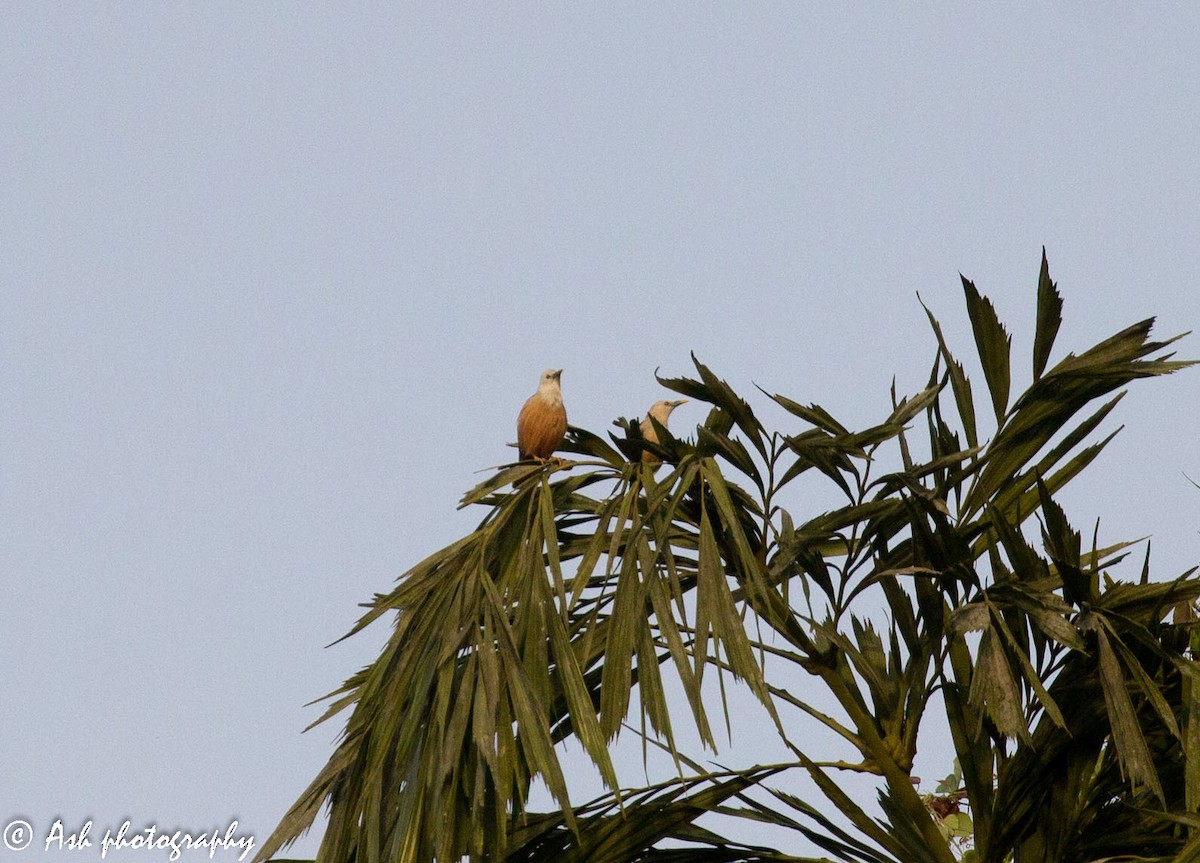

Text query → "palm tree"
[256,251,1200,863]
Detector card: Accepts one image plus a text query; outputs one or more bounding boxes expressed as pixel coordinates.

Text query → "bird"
[517,368,567,461]
[640,398,687,463]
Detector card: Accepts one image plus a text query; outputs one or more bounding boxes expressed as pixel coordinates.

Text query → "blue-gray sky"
[4,6,1199,861]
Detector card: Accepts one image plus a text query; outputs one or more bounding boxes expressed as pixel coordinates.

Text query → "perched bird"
[517,368,567,461]
[640,398,687,463]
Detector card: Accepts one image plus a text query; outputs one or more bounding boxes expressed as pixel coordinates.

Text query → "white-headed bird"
[640,398,687,463]
[517,368,567,461]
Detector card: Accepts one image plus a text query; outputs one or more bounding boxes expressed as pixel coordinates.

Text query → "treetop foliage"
[259,251,1200,863]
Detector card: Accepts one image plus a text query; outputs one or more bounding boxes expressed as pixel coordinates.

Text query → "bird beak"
[672,399,688,407]
[554,369,564,379]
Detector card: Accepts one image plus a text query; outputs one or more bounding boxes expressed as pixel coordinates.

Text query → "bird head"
[647,398,687,424]
[535,368,564,404]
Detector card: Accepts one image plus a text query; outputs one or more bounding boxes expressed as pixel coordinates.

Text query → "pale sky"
[4,6,1199,861]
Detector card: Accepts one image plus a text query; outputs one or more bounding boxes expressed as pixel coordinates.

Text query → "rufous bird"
[640,398,687,463]
[517,368,568,461]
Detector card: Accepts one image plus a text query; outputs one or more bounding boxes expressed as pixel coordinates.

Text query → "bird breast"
[517,389,567,460]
